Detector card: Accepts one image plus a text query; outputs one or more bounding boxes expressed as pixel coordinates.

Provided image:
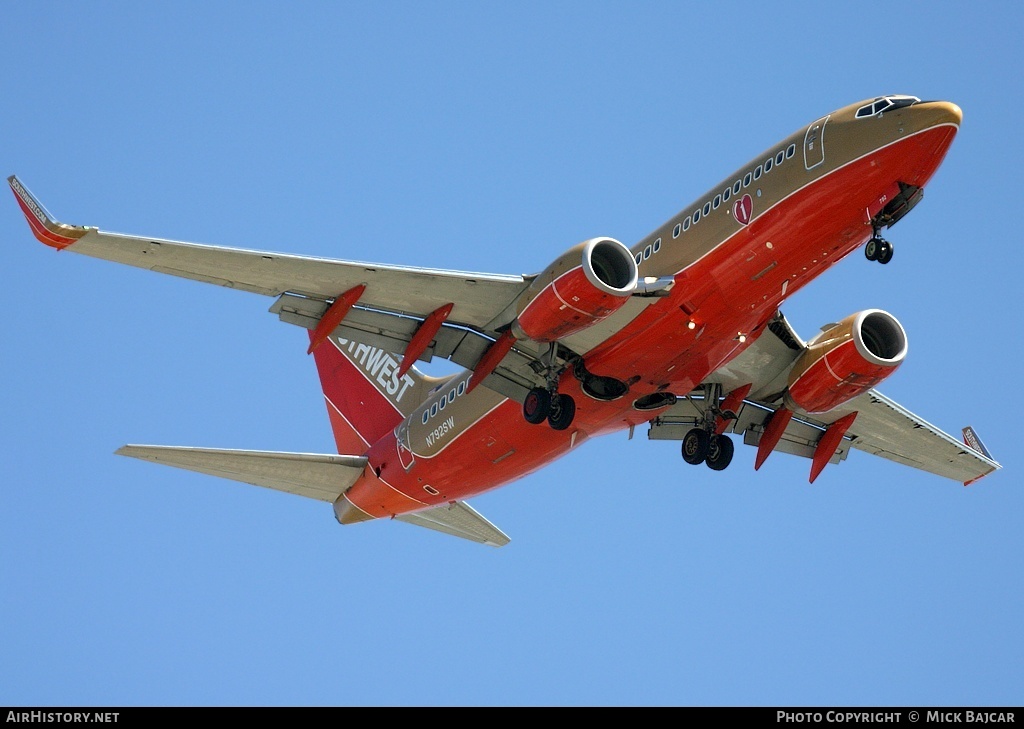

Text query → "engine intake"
[785,309,907,413]
[512,237,638,342]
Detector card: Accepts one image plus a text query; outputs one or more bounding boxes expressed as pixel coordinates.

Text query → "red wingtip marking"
[468,331,515,393]
[808,412,857,484]
[307,284,366,354]
[397,302,453,378]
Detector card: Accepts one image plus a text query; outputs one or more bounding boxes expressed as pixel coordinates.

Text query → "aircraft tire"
[681,428,710,465]
[705,434,734,471]
[865,238,879,261]
[523,388,551,424]
[547,393,576,431]
[877,241,894,264]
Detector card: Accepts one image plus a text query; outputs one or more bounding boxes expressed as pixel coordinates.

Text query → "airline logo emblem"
[734,194,753,226]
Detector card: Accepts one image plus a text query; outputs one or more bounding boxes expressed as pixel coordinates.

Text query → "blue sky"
[2,1,1021,707]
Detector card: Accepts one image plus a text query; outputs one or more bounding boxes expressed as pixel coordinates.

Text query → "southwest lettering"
[396,374,414,401]
[364,347,386,377]
[12,179,47,223]
[378,356,396,393]
[335,338,417,403]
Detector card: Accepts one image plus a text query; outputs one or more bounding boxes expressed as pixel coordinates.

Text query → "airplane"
[9,94,1001,547]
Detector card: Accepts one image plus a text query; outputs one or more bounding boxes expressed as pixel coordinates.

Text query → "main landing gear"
[682,428,735,470]
[523,386,576,430]
[679,383,736,471]
[522,342,577,430]
[864,233,894,265]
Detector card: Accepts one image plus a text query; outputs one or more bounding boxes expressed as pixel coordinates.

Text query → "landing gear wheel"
[877,240,894,264]
[523,387,551,424]
[547,393,576,431]
[865,237,880,261]
[705,434,735,471]
[681,428,710,465]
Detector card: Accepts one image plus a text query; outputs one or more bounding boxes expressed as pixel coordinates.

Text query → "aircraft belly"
[344,398,583,516]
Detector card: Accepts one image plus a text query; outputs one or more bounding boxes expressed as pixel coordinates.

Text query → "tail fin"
[310,331,444,453]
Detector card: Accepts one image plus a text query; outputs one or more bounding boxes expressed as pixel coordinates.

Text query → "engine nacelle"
[511,237,638,342]
[785,309,907,414]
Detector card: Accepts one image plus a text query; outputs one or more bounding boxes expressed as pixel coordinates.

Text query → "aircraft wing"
[649,311,1001,485]
[9,175,528,331]
[807,390,1000,484]
[10,175,552,400]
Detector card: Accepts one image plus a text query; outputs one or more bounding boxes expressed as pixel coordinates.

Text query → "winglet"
[962,426,994,460]
[7,175,90,250]
[962,426,998,486]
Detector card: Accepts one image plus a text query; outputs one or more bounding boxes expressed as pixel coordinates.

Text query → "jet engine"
[511,237,638,342]
[785,309,907,414]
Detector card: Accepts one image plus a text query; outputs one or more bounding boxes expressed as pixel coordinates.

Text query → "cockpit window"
[855,95,921,118]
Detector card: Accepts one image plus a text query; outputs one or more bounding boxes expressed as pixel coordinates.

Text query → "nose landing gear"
[864,182,922,266]
[865,233,894,265]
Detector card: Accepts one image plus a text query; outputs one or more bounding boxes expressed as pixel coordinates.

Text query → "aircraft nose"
[915,100,963,127]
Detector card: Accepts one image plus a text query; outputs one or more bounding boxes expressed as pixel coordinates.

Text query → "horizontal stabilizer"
[396,501,511,547]
[116,445,369,502]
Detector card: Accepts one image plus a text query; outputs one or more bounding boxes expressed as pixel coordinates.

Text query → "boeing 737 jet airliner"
[10,94,1001,546]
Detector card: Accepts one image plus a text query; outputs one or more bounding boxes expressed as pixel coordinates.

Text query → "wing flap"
[649,398,852,464]
[116,445,369,502]
[395,501,511,547]
[832,391,1001,484]
[271,292,537,402]
[651,387,998,484]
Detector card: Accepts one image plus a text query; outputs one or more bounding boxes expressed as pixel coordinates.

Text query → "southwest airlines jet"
[10,95,1000,546]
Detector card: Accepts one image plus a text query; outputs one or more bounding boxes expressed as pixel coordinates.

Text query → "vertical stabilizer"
[310,332,445,454]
